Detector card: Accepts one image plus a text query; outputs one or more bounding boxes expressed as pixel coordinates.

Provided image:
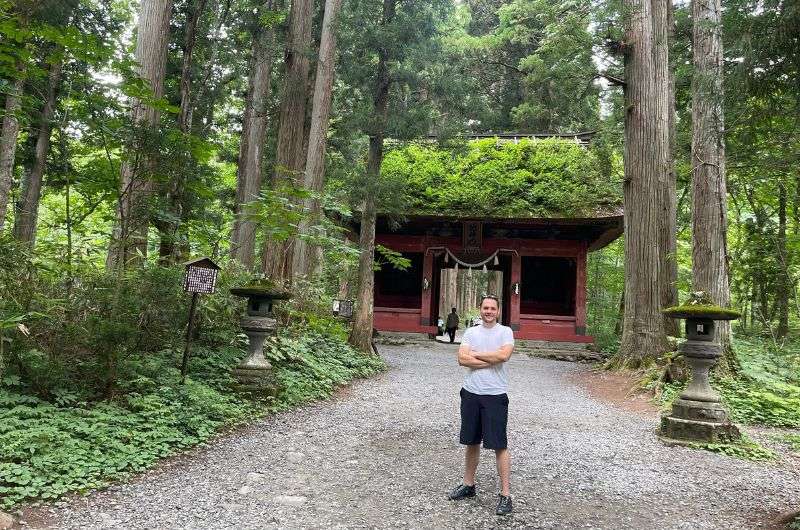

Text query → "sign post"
[181,257,220,384]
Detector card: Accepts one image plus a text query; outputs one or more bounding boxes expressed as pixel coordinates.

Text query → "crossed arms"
[457,343,513,368]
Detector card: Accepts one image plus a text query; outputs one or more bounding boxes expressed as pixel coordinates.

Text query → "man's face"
[480,299,499,324]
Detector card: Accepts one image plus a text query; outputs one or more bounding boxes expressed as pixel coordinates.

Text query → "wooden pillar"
[421,250,433,325]
[510,253,521,330]
[575,244,588,335]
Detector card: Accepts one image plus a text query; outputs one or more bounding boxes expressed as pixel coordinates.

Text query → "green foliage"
[0,323,383,509]
[586,239,623,352]
[266,329,385,411]
[374,244,411,272]
[684,435,777,462]
[770,433,800,452]
[381,138,620,218]
[0,353,256,508]
[715,377,800,428]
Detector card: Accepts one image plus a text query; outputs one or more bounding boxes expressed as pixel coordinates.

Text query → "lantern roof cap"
[662,304,741,321]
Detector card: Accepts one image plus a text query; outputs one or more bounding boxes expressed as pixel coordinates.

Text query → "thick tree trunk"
[107,0,173,269]
[657,0,679,337]
[13,53,64,244]
[0,75,25,232]
[292,0,343,280]
[230,0,276,269]
[777,179,789,337]
[157,0,207,264]
[691,0,738,374]
[614,0,668,368]
[261,0,314,281]
[349,0,394,354]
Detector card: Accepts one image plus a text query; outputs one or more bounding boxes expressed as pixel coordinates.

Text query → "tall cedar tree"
[292,0,343,280]
[107,0,173,269]
[691,0,737,373]
[13,48,65,244]
[616,0,669,367]
[231,0,278,269]
[348,0,394,354]
[155,0,208,264]
[261,0,314,281]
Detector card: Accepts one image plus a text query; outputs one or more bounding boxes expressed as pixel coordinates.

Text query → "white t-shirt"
[461,323,515,395]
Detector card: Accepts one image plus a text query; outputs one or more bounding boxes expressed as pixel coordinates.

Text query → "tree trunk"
[106,0,173,269]
[13,52,64,244]
[292,0,343,280]
[691,0,738,374]
[230,0,277,269]
[349,0,394,354]
[157,0,207,264]
[0,74,25,232]
[657,0,679,337]
[614,0,668,368]
[261,0,314,282]
[776,179,789,338]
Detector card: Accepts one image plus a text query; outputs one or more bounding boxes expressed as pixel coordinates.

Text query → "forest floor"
[21,342,800,529]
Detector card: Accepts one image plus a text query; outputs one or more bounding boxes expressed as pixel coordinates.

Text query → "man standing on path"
[448,295,514,516]
[445,307,459,343]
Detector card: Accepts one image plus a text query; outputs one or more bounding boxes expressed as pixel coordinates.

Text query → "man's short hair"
[480,294,499,307]
[452,307,457,311]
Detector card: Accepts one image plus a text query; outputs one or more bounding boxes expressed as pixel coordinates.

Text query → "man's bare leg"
[463,444,480,485]
[495,448,510,496]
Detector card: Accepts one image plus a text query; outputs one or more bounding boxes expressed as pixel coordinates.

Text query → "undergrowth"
[683,434,777,462]
[0,258,385,509]
[0,332,384,509]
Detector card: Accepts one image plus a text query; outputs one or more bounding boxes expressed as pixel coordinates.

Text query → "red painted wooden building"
[370,213,623,342]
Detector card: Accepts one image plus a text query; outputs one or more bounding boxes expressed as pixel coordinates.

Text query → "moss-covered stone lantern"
[230,282,291,396]
[660,292,741,443]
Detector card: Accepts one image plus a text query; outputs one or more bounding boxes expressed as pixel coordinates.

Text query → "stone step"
[521,349,605,363]
[516,340,592,352]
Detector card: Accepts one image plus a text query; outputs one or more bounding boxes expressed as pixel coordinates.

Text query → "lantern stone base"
[660,398,740,443]
[231,365,280,399]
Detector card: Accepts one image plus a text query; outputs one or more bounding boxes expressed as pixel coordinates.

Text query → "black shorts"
[459,388,509,450]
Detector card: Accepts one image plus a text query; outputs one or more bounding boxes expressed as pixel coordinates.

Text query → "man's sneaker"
[448,484,476,500]
[496,494,513,515]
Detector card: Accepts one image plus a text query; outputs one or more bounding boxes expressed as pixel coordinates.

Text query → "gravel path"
[36,342,799,529]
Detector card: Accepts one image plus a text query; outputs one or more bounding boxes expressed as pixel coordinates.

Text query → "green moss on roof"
[662,305,741,320]
[381,137,621,218]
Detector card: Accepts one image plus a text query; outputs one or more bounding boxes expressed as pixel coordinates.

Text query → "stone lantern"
[230,284,291,395]
[660,292,741,443]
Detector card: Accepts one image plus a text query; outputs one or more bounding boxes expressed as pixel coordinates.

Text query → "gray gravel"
[33,342,800,529]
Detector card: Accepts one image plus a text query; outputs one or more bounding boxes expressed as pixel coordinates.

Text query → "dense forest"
[0,0,799,511]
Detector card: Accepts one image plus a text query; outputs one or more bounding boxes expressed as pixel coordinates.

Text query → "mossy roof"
[380,137,622,219]
[662,304,741,321]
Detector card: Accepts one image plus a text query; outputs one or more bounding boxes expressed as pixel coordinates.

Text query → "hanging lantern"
[482,264,487,272]
[493,255,499,266]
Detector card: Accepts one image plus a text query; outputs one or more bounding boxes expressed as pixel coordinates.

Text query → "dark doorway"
[520,256,576,316]
[374,252,423,308]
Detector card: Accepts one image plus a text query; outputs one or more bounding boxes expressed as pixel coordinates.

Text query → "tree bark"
[614,0,668,368]
[13,52,64,244]
[292,0,343,280]
[777,179,789,337]
[157,0,207,264]
[349,0,394,354]
[0,74,25,232]
[261,0,314,281]
[106,0,173,269]
[656,0,679,337]
[230,0,277,269]
[691,0,738,374]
